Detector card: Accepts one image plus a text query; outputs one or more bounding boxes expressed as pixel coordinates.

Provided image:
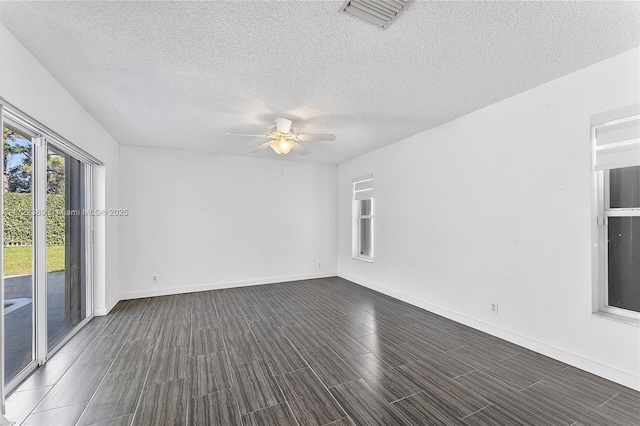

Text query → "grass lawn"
[4,245,65,276]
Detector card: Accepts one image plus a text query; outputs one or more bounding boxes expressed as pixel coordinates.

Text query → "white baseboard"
[94,295,120,316]
[119,272,338,301]
[339,273,640,392]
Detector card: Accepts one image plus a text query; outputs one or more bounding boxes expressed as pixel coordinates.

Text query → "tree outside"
[3,126,66,194]
[3,126,66,275]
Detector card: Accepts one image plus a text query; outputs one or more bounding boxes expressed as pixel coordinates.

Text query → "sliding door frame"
[1,98,101,395]
[33,136,47,367]
[1,104,5,419]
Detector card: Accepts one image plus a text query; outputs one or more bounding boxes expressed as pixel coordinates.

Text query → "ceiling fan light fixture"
[227,117,335,156]
[271,137,294,155]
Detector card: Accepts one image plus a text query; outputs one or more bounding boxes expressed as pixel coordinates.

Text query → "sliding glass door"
[2,106,94,393]
[46,146,88,351]
[2,123,35,384]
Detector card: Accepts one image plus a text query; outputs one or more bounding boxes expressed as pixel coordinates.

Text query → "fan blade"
[297,133,336,141]
[250,142,272,153]
[226,132,270,138]
[275,117,292,133]
[291,142,310,156]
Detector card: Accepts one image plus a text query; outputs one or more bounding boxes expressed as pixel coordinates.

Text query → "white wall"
[0,23,120,315]
[119,146,337,298]
[337,48,640,390]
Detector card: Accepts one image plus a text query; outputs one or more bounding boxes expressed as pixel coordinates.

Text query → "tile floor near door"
[6,277,640,425]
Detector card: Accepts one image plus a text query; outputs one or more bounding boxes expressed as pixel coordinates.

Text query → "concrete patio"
[4,271,82,383]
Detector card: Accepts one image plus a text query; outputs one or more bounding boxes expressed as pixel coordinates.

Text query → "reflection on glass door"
[46,146,87,351]
[2,124,35,383]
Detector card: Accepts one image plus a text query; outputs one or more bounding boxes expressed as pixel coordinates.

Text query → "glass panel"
[46,146,87,350]
[3,125,35,382]
[609,166,640,208]
[359,199,372,216]
[359,218,372,257]
[607,216,640,313]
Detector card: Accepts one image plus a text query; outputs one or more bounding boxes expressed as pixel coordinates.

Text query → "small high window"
[353,175,373,261]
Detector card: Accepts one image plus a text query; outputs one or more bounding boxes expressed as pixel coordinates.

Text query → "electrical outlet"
[318,262,321,268]
[491,303,499,314]
[153,276,157,282]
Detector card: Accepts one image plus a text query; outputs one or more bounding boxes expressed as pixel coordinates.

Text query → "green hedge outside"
[3,193,66,246]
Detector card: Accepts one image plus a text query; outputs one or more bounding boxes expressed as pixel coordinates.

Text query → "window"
[353,175,373,261]
[592,107,640,319]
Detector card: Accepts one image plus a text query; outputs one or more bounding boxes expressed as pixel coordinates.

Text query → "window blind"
[353,174,374,201]
[595,114,640,170]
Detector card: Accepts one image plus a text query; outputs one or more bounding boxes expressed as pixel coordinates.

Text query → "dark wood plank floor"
[6,277,640,425]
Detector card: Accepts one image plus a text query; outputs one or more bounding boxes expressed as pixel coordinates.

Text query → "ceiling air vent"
[338,0,413,30]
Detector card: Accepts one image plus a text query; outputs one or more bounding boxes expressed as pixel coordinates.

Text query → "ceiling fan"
[226,117,336,156]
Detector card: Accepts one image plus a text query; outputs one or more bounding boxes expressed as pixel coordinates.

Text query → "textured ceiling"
[0,1,638,164]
